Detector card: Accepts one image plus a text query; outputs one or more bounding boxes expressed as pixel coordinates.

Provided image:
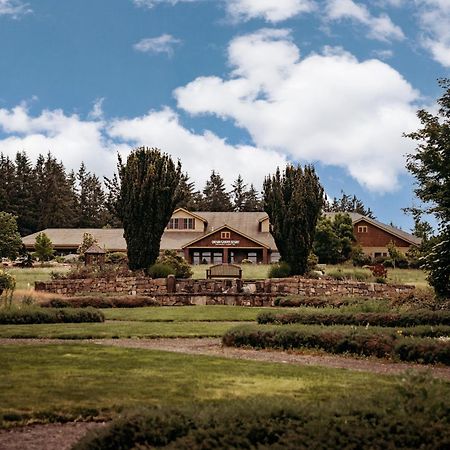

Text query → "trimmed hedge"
[40,295,160,309]
[0,307,105,324]
[257,310,450,327]
[74,380,450,450]
[222,324,450,364]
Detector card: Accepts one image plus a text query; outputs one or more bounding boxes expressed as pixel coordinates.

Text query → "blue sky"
[0,0,449,231]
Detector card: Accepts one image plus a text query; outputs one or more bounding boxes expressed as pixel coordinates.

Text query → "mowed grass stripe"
[0,320,246,339]
[0,343,402,426]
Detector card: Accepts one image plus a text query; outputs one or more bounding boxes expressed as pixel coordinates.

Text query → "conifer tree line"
[0,151,266,235]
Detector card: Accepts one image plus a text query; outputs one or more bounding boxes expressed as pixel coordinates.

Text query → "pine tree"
[0,154,15,214]
[117,147,183,270]
[263,165,324,275]
[242,184,263,212]
[324,190,375,218]
[104,173,122,226]
[176,173,203,210]
[35,153,77,229]
[202,170,232,211]
[11,152,39,235]
[231,175,247,212]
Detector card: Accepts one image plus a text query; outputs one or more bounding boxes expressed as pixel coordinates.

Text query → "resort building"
[22,208,420,263]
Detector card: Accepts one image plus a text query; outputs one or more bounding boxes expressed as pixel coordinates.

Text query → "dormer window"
[167,218,194,230]
[357,225,368,233]
[221,231,231,239]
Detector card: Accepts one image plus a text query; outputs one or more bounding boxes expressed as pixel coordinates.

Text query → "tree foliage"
[405,78,450,297]
[34,232,54,262]
[201,170,233,212]
[0,212,22,259]
[324,190,375,218]
[117,147,182,270]
[263,165,324,275]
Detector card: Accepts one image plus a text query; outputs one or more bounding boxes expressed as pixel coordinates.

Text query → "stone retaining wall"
[35,275,414,300]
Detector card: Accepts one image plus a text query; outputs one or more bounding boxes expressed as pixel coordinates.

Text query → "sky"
[0,0,449,231]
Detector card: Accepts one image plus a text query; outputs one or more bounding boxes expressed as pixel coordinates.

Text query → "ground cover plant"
[0,307,104,324]
[257,310,450,327]
[223,324,450,364]
[0,343,438,429]
[74,374,450,450]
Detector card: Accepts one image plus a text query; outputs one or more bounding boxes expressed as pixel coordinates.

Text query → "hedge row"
[257,310,450,327]
[40,295,160,309]
[74,382,450,450]
[222,325,450,364]
[0,307,105,324]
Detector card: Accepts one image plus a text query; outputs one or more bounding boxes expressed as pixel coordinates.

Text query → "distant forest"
[0,151,374,236]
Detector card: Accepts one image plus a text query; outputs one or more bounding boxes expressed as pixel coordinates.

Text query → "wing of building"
[22,208,420,263]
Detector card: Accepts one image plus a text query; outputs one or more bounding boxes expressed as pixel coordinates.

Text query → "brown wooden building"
[22,208,420,263]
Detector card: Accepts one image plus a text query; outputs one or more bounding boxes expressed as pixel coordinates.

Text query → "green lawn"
[7,266,69,291]
[0,343,414,427]
[103,305,289,322]
[0,320,243,339]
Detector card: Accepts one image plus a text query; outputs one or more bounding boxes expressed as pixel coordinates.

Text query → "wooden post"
[262,248,268,264]
[223,248,229,264]
[183,248,190,263]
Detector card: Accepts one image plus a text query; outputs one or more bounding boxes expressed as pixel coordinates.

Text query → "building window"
[221,231,231,239]
[167,217,194,230]
[357,225,368,233]
[247,252,257,264]
[213,252,223,264]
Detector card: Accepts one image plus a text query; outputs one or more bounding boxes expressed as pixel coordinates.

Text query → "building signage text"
[211,240,240,246]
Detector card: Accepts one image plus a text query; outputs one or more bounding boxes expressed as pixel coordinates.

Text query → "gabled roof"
[323,212,421,246]
[181,223,271,249]
[172,208,208,223]
[85,244,106,254]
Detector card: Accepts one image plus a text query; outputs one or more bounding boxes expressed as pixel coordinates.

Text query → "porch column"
[223,248,229,264]
[262,248,269,264]
[183,248,190,263]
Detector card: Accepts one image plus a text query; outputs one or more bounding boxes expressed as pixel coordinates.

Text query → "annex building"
[22,208,421,263]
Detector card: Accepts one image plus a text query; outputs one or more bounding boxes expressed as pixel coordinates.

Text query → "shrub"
[105,252,128,265]
[327,268,346,280]
[74,378,450,450]
[0,307,104,324]
[370,264,388,279]
[351,245,372,266]
[0,269,16,307]
[40,295,160,308]
[268,262,291,278]
[256,310,450,327]
[147,263,175,279]
[156,250,193,279]
[223,324,450,364]
[352,270,372,281]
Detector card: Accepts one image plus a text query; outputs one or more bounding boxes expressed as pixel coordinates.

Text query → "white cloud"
[0,0,31,17]
[372,49,394,60]
[132,0,196,8]
[0,104,287,190]
[175,29,420,192]
[325,0,404,42]
[226,0,315,23]
[133,34,181,56]
[88,98,105,120]
[416,0,450,67]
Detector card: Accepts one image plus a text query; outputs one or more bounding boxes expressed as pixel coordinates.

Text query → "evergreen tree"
[104,172,122,227]
[0,154,15,214]
[405,78,450,297]
[325,191,375,218]
[202,170,232,212]
[0,212,22,259]
[34,232,54,262]
[11,152,39,235]
[117,147,182,270]
[263,165,324,275]
[242,184,264,212]
[176,173,203,210]
[35,153,77,229]
[231,175,247,212]
[76,163,108,227]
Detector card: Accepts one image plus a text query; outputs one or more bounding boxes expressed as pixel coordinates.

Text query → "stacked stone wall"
[35,275,414,301]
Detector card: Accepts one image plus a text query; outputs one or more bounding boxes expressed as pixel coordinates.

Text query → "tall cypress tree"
[117,147,182,270]
[202,170,232,212]
[263,165,324,275]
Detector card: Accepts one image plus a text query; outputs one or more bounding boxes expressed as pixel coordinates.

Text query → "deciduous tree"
[405,78,450,297]
[0,212,22,260]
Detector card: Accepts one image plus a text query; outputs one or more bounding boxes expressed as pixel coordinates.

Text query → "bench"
[206,264,242,279]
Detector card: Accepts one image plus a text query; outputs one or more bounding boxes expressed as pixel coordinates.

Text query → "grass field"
[0,343,415,427]
[7,267,69,291]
